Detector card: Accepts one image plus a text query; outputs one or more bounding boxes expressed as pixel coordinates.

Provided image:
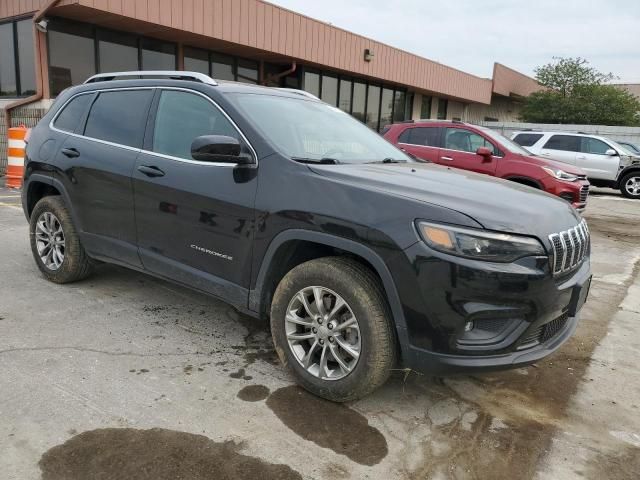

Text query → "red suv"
[383,121,589,210]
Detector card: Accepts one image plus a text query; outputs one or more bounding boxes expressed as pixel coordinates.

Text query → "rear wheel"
[620,172,640,199]
[270,257,397,402]
[29,196,93,283]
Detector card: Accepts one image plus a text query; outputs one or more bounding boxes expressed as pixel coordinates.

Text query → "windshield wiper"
[292,157,341,165]
[366,158,408,164]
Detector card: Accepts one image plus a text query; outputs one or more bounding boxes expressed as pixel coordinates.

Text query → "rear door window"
[581,137,611,155]
[543,135,580,152]
[83,89,154,148]
[513,133,543,147]
[152,90,239,160]
[53,93,94,133]
[399,127,440,147]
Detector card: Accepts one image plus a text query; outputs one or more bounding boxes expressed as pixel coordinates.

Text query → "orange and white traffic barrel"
[6,125,28,189]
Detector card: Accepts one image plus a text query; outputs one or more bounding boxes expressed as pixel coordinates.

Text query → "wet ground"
[0,186,638,479]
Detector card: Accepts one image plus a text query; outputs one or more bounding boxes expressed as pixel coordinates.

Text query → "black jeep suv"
[22,71,592,401]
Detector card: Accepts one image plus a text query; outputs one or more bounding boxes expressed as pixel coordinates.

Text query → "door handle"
[137,165,165,178]
[61,147,80,158]
[441,156,454,161]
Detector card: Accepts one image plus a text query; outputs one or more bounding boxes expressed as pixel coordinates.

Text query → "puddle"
[39,428,302,480]
[265,386,388,466]
[237,385,270,402]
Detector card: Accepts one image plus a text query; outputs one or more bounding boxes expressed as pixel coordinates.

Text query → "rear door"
[51,88,154,266]
[577,137,620,181]
[439,127,498,175]
[396,126,441,162]
[132,88,258,305]
[538,135,579,166]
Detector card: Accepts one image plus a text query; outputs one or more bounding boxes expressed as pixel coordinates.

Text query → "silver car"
[512,131,640,199]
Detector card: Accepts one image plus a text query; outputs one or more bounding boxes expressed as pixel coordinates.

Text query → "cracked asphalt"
[0,186,639,479]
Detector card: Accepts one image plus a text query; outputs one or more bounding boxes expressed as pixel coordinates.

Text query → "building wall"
[464,96,524,124]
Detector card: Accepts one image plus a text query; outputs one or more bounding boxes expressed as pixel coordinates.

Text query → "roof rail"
[277,88,320,100]
[84,71,218,86]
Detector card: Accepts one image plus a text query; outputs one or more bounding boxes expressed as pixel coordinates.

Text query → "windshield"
[229,93,412,164]
[608,139,637,156]
[475,126,533,156]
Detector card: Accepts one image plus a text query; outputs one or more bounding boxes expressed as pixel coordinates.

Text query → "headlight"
[416,221,546,262]
[541,166,579,182]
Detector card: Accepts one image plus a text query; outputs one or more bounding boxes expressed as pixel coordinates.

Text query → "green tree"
[521,57,640,126]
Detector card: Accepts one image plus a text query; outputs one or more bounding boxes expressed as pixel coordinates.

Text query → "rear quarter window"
[513,133,543,147]
[399,127,440,147]
[53,93,94,133]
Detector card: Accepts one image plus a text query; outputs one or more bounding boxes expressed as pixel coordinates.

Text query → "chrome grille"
[579,184,589,203]
[549,220,590,275]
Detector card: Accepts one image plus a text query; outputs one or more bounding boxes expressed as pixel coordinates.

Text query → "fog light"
[464,321,474,332]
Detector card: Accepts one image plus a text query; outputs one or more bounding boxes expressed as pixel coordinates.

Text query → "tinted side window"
[152,90,239,160]
[445,128,495,154]
[513,133,543,147]
[543,135,580,152]
[581,137,611,155]
[84,90,153,148]
[399,127,440,147]
[54,94,93,133]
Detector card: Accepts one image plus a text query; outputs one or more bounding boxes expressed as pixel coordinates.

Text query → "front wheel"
[620,172,640,199]
[270,257,397,402]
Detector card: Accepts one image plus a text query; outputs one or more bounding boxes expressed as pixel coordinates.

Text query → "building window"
[351,81,367,123]
[379,88,394,130]
[393,90,407,122]
[421,95,432,119]
[320,74,338,107]
[339,79,352,113]
[141,38,176,70]
[211,53,235,81]
[303,71,320,97]
[184,47,209,75]
[237,58,258,84]
[366,85,381,131]
[97,30,139,73]
[48,22,96,97]
[0,19,36,97]
[437,98,448,120]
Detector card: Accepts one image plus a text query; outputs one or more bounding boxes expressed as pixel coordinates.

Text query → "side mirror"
[191,135,253,164]
[605,149,617,156]
[476,146,493,159]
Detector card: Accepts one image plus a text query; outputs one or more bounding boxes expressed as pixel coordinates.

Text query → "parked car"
[617,141,640,156]
[22,71,592,401]
[383,120,590,210]
[512,131,640,199]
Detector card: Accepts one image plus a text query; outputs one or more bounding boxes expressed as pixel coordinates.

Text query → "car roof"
[512,131,605,139]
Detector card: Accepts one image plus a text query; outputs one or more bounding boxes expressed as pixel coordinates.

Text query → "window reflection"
[141,38,176,70]
[304,71,320,97]
[366,85,381,130]
[339,79,352,113]
[0,23,16,96]
[98,30,138,73]
[379,88,394,130]
[48,23,95,96]
[184,47,209,75]
[320,75,338,106]
[17,20,36,95]
[211,53,235,81]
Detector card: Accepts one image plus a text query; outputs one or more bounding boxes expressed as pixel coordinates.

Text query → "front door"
[439,127,498,175]
[577,137,620,181]
[133,89,258,306]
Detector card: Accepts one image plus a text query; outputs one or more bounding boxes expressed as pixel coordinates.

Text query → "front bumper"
[391,240,591,375]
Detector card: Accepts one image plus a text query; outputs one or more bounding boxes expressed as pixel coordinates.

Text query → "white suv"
[511,131,640,199]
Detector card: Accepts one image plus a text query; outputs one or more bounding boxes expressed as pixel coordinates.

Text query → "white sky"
[268,0,640,83]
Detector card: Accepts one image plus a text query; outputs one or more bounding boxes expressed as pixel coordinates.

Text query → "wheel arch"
[25,175,80,227]
[249,229,410,357]
[615,166,640,189]
[504,176,543,190]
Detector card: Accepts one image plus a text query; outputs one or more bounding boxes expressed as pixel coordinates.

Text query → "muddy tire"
[620,172,640,199]
[29,196,93,283]
[270,257,397,402]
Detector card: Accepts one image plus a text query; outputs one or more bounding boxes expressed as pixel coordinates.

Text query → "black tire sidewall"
[29,196,91,283]
[271,258,394,401]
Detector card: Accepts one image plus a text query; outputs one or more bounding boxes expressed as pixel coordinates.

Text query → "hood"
[308,162,582,240]
[516,153,587,176]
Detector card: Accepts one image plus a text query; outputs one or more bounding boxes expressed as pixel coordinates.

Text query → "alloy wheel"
[285,286,361,380]
[625,176,640,196]
[35,212,66,271]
